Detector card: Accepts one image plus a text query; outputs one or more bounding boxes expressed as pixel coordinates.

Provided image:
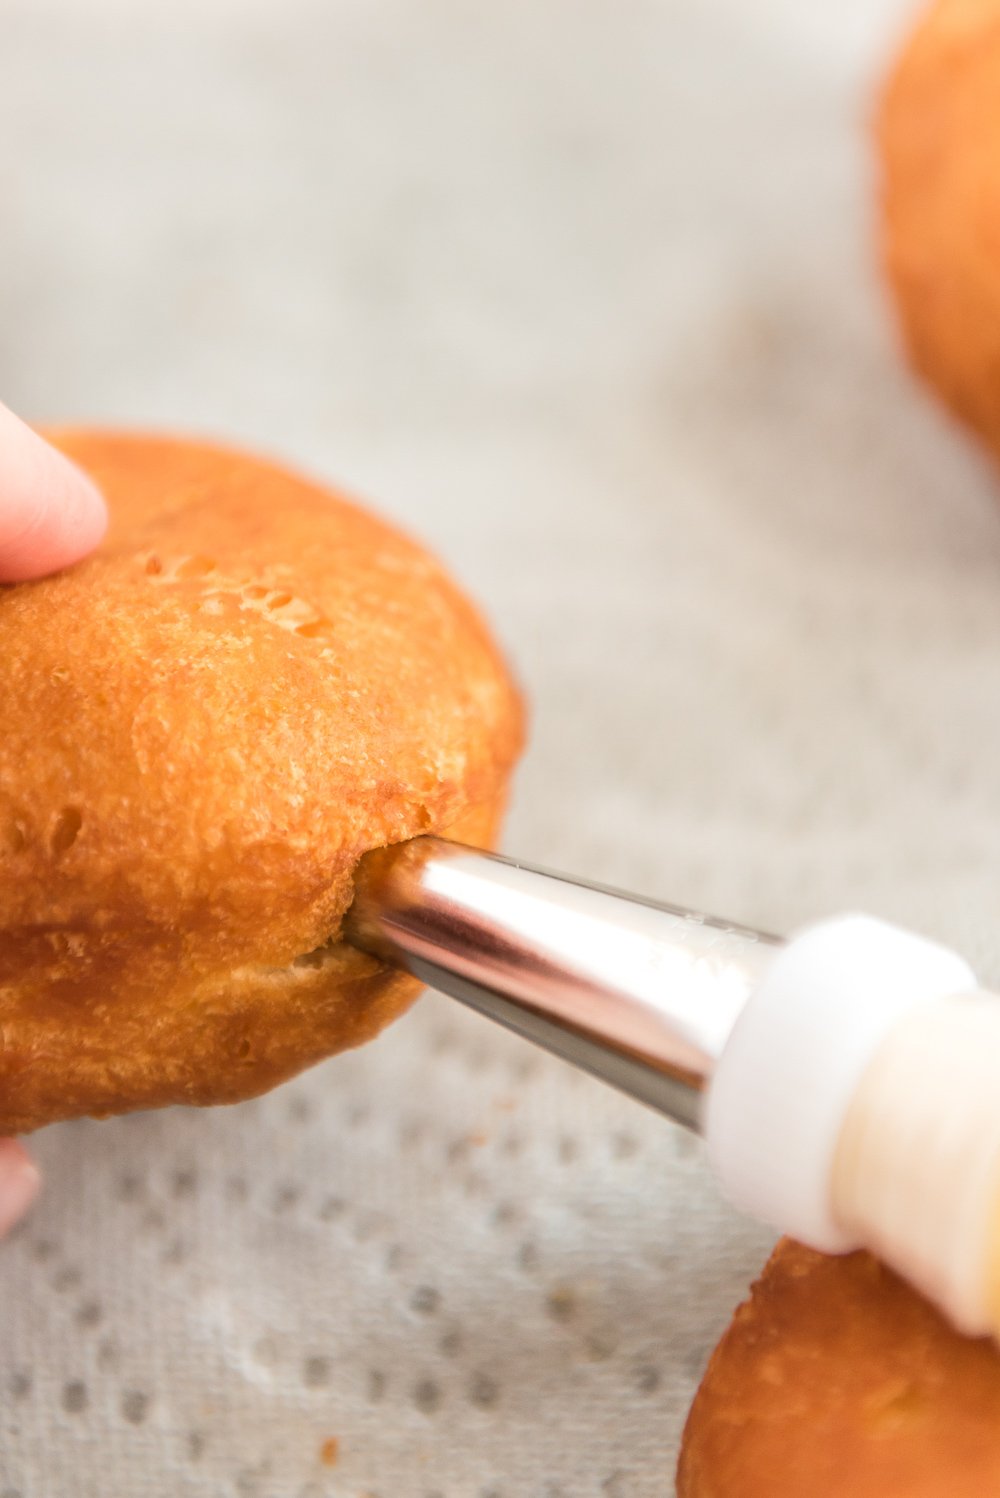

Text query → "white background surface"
[4,1,1000,1493]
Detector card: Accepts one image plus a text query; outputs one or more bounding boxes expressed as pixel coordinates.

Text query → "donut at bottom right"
[677,1237,1000,1498]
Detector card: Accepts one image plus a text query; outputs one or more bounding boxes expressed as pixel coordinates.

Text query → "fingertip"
[0,405,108,582]
[0,1140,41,1238]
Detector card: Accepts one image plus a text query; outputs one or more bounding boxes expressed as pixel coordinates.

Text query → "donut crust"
[0,431,523,1133]
[678,1238,1000,1498]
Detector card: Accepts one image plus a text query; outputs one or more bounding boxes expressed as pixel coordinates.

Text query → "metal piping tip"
[351,841,1000,1344]
[346,837,781,1132]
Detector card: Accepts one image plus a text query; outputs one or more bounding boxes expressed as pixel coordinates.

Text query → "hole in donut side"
[176,555,218,580]
[292,938,340,970]
[294,617,332,640]
[3,820,26,855]
[50,807,83,856]
[863,1379,927,1435]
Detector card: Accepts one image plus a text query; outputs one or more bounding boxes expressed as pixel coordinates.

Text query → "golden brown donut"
[879,0,1000,458]
[677,1237,1000,1497]
[0,430,523,1133]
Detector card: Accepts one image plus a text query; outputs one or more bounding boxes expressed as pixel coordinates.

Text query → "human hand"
[0,402,107,1232]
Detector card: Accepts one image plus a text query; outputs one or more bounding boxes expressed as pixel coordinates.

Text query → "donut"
[0,431,523,1133]
[677,1237,1000,1497]
[879,0,1000,459]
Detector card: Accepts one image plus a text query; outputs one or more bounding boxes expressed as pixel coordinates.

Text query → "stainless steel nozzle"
[346,837,782,1131]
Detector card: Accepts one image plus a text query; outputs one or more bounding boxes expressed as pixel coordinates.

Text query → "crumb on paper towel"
[547,1284,578,1322]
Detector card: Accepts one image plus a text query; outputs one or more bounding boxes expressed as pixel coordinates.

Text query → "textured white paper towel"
[5,0,1000,1492]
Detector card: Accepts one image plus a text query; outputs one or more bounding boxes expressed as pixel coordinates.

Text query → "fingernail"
[0,1150,41,1237]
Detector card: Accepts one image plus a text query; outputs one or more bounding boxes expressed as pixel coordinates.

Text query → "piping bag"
[347,836,1000,1342]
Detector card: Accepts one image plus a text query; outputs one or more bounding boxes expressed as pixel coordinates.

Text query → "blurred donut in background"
[879,0,1000,458]
[677,1238,1000,1498]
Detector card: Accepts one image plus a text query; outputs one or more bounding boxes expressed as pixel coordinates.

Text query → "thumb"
[0,404,107,581]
